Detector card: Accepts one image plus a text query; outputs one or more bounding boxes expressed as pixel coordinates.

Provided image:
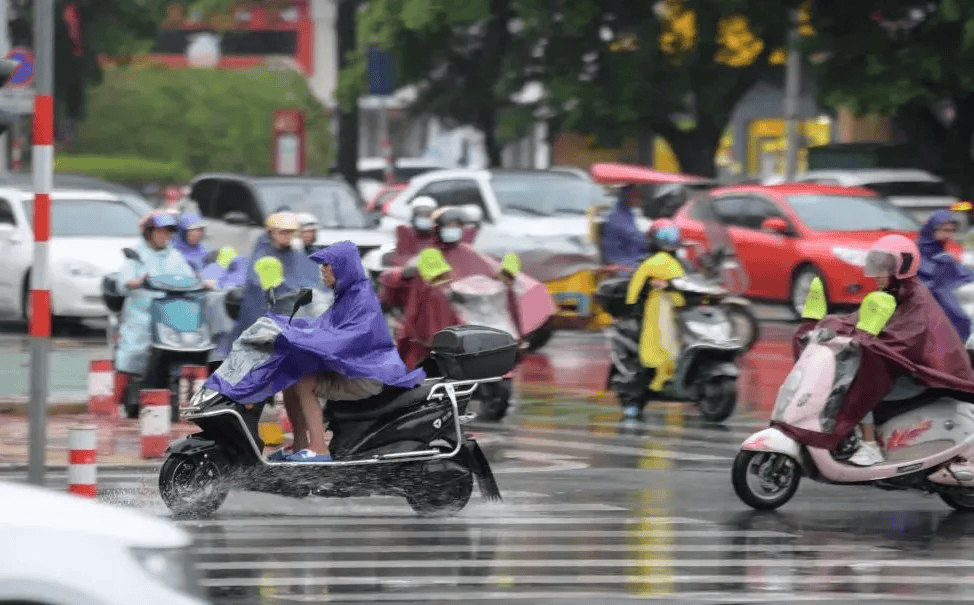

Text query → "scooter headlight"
[157,324,182,348]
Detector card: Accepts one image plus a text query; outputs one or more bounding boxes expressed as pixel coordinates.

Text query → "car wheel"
[790,265,825,320]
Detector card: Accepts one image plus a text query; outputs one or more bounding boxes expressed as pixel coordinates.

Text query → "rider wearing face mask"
[214,212,322,363]
[391,196,438,267]
[780,235,974,466]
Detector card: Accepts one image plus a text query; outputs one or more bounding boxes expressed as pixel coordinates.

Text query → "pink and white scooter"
[733,327,974,511]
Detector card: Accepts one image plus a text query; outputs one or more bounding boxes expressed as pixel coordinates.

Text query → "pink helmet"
[864,234,920,279]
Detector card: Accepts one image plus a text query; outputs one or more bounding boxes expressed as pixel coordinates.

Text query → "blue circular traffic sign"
[5,48,34,88]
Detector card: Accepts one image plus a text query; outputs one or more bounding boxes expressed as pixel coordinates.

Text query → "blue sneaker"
[267,448,291,462]
[285,449,333,462]
[622,405,643,420]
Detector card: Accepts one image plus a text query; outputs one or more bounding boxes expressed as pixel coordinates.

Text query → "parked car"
[771,168,958,224]
[365,181,408,215]
[0,186,149,321]
[0,172,152,209]
[0,479,208,605]
[673,183,920,317]
[381,168,624,270]
[357,157,447,203]
[183,173,390,258]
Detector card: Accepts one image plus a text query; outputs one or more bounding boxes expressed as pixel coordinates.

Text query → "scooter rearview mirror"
[122,247,141,262]
[288,288,314,324]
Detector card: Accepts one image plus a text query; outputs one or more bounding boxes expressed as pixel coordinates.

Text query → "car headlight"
[831,246,868,267]
[131,546,204,598]
[61,259,101,277]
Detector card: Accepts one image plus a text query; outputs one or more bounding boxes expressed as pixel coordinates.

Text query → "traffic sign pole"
[28,0,53,487]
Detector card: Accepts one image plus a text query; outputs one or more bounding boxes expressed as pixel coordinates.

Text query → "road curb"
[0,396,89,416]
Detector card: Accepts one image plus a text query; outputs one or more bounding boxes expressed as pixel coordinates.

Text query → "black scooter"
[158,288,506,518]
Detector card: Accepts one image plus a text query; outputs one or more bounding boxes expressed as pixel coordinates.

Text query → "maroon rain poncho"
[396,278,460,369]
[775,277,974,450]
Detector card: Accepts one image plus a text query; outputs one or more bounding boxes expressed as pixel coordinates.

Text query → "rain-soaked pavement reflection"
[11,327,974,603]
[172,330,974,603]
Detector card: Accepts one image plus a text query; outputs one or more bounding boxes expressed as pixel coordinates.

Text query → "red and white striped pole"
[67,425,97,498]
[140,389,172,458]
[27,0,54,487]
[87,359,115,416]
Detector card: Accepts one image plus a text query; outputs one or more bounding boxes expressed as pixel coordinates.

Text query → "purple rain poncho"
[917,210,974,341]
[205,240,425,403]
[173,212,211,274]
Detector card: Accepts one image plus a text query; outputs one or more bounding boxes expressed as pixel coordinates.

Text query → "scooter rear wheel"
[698,377,737,422]
[732,450,800,510]
[159,453,229,518]
[405,458,474,517]
[939,489,974,511]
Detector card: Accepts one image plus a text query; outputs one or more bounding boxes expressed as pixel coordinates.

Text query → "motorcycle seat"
[326,382,437,422]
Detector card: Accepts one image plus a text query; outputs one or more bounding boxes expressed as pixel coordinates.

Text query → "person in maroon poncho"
[779,235,974,466]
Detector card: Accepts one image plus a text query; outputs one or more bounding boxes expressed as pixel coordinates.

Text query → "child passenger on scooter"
[790,235,974,466]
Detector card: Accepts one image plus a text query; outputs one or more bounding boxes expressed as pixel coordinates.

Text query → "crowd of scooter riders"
[106,184,974,467]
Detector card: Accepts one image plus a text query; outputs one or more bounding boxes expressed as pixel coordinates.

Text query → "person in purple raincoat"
[172,212,211,274]
[916,210,974,343]
[205,240,425,462]
[601,185,649,272]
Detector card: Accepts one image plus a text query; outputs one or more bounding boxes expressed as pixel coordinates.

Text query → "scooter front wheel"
[732,450,800,510]
[939,489,974,511]
[698,377,737,422]
[159,453,229,518]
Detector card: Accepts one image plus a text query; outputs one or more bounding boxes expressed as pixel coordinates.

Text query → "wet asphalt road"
[5,318,974,603]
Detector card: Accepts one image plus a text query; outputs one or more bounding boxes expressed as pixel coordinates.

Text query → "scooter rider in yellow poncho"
[625,219,686,404]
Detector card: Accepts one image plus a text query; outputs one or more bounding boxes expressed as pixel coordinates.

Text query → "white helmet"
[297,212,319,231]
[409,196,438,213]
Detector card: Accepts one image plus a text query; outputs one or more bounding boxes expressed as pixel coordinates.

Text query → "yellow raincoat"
[626,252,686,391]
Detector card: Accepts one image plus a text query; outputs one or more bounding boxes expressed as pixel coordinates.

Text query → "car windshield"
[491,174,603,216]
[22,198,142,237]
[787,194,919,232]
[862,181,950,197]
[255,182,371,228]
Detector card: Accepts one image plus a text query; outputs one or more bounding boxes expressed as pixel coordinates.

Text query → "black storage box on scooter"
[595,277,632,319]
[430,325,517,380]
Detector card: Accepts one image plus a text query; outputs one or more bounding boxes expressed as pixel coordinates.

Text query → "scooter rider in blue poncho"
[214,211,322,362]
[114,210,197,409]
[172,212,211,274]
[602,185,650,273]
[917,209,974,342]
[205,240,425,462]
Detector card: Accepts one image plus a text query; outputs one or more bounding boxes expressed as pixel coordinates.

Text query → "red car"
[673,183,921,317]
[365,182,408,215]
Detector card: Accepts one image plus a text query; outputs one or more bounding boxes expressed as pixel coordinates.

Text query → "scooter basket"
[430,325,517,380]
[595,277,632,318]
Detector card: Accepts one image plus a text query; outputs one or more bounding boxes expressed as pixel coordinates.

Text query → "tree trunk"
[336,0,359,186]
[663,123,721,178]
[895,98,974,197]
[479,105,502,167]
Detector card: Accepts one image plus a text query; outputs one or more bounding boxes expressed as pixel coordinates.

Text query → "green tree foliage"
[522,0,803,176]
[74,66,334,175]
[807,1,974,193]
[339,0,804,175]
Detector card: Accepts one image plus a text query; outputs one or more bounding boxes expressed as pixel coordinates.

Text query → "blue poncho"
[602,194,649,269]
[917,209,974,341]
[172,213,211,274]
[215,234,322,359]
[205,240,425,403]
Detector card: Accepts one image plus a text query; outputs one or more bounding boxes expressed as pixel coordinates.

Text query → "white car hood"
[49,236,142,274]
[0,480,188,547]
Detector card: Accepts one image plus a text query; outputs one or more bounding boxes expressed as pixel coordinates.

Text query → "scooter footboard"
[462,439,501,502]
